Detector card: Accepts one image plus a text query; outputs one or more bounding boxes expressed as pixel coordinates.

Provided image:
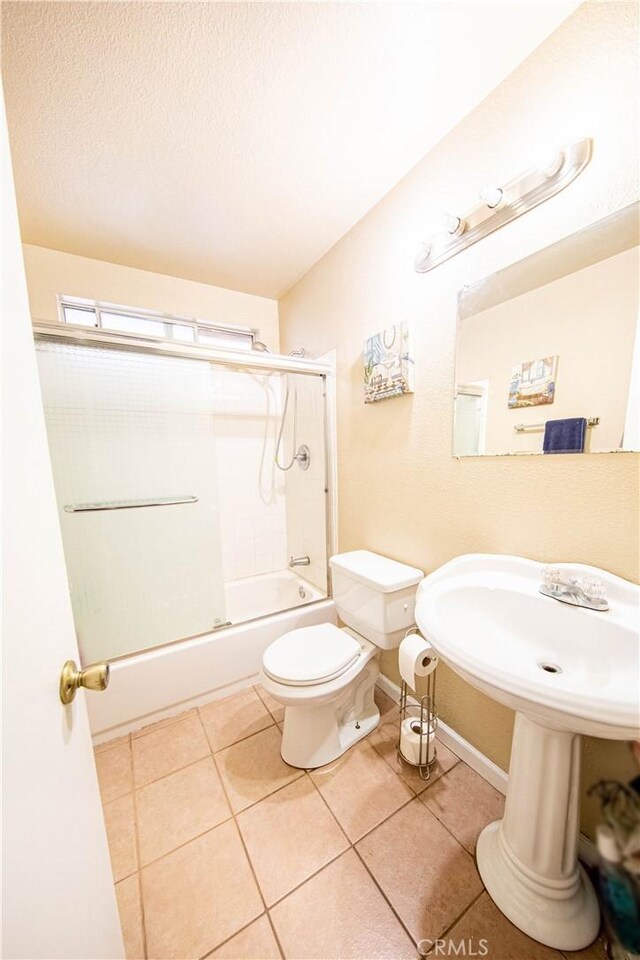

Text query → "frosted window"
[100,312,167,337]
[60,297,255,350]
[198,327,252,350]
[63,306,98,327]
[172,324,196,342]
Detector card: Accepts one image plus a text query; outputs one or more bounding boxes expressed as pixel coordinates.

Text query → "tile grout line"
[264,910,286,960]
[204,717,276,755]
[133,752,212,793]
[213,755,271,915]
[351,843,424,952]
[302,760,424,950]
[97,685,274,758]
[127,733,149,960]
[226,765,307,816]
[423,888,486,956]
[253,683,285,723]
[200,708,276,755]
[303,772,425,951]
[366,708,481,856]
[146,705,270,960]
[103,689,490,960]
[137,814,235,871]
[198,910,277,960]
[414,767,500,860]
[113,761,306,877]
[306,735,487,952]
[98,708,200,753]
[130,699,276,792]
[206,717,280,958]
[263,845,350,912]
[308,753,417,848]
[256,788,352,912]
[305,769,353,847]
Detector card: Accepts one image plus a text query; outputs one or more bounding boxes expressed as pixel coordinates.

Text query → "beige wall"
[279,2,640,838]
[457,247,639,453]
[23,244,280,351]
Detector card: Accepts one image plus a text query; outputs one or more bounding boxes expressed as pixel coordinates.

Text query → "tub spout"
[289,555,311,567]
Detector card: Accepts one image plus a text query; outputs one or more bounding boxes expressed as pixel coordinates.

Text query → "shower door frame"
[33,321,338,655]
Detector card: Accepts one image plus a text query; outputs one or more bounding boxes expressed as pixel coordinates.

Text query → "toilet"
[260,550,423,768]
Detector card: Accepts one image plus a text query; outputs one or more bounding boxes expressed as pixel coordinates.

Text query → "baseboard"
[375,674,596,866]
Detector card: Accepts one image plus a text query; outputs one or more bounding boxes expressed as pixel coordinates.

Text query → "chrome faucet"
[539,566,609,611]
[289,555,311,568]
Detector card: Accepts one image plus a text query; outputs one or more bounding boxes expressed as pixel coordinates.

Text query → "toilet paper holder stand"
[397,632,438,781]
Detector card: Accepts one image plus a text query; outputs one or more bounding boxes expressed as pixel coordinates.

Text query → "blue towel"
[543,418,587,454]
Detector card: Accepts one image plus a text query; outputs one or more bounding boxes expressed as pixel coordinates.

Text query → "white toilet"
[260,550,423,768]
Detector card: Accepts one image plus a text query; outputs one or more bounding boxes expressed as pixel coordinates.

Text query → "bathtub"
[224,569,325,624]
[88,571,335,744]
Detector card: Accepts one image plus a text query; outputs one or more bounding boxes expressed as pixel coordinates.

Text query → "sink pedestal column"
[476,712,599,950]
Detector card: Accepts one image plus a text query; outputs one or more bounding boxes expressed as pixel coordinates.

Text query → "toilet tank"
[328,550,424,650]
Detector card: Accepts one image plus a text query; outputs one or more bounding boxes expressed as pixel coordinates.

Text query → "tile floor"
[95,686,608,960]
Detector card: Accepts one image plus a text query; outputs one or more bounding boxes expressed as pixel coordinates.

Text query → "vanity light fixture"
[537,148,565,179]
[414,138,591,274]
[441,212,467,237]
[479,184,504,209]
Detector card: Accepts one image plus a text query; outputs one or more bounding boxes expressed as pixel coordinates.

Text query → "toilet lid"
[263,623,361,686]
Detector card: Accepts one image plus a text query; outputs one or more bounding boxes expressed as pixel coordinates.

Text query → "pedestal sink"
[415,554,640,951]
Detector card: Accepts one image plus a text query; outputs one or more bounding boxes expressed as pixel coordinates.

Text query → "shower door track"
[32,321,332,377]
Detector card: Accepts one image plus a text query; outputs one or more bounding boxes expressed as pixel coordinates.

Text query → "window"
[58,296,256,351]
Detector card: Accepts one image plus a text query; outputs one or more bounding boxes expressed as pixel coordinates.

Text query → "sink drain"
[539,662,562,674]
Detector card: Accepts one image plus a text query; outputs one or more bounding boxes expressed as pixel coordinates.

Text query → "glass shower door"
[36,341,227,662]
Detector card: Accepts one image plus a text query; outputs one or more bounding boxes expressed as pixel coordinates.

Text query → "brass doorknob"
[59,659,110,705]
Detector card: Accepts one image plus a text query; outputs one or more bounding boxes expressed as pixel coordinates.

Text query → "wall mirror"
[453,202,639,457]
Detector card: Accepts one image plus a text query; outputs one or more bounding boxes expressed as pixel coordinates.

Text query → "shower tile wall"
[284,375,327,593]
[213,368,288,582]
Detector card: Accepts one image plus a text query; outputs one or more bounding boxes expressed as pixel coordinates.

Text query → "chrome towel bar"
[64,495,199,513]
[514,417,599,433]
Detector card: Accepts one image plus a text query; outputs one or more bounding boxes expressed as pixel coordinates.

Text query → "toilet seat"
[262,623,361,686]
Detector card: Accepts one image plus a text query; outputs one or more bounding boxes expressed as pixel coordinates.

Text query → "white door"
[1,94,124,959]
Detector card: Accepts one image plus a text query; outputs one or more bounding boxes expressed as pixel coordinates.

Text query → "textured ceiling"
[2,1,579,298]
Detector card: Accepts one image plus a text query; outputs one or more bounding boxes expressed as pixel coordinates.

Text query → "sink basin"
[416,554,639,740]
[415,554,640,951]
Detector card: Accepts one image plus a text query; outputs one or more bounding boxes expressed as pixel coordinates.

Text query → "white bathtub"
[88,573,335,744]
[225,569,325,624]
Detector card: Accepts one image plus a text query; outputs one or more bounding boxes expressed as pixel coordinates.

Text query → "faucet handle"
[580,577,606,602]
[542,566,563,585]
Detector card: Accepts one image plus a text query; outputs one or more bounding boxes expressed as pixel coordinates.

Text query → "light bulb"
[537,149,564,179]
[414,242,432,273]
[479,184,503,209]
[441,213,466,237]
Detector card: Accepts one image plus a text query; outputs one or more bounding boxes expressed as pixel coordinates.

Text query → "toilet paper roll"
[398,632,438,689]
[400,716,436,766]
